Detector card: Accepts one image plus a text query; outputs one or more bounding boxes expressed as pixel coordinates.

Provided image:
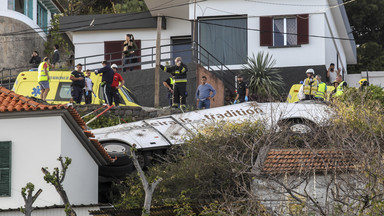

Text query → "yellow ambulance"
[12,71,140,107]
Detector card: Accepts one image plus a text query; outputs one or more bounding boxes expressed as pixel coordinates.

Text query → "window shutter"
[0,141,11,196]
[28,0,33,19]
[260,16,273,46]
[297,14,309,45]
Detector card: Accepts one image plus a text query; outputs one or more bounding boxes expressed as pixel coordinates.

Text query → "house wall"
[60,118,99,204]
[0,115,98,209]
[188,0,349,71]
[73,18,191,70]
[0,116,62,209]
[0,206,100,216]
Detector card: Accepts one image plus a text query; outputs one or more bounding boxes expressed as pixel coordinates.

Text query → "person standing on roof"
[37,57,50,101]
[234,75,249,104]
[333,75,347,97]
[163,76,175,107]
[303,69,318,100]
[70,63,85,104]
[111,64,125,107]
[196,76,216,109]
[314,75,327,101]
[95,61,114,106]
[160,57,188,108]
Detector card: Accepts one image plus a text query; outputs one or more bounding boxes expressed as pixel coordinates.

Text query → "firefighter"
[314,75,327,101]
[160,57,188,108]
[303,68,318,100]
[333,75,347,97]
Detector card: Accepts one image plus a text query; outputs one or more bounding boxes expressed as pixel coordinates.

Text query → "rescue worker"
[303,68,318,100]
[162,76,175,107]
[333,75,347,97]
[37,57,50,101]
[314,75,327,101]
[234,75,249,104]
[160,57,188,108]
[111,64,125,107]
[70,63,85,104]
[359,78,369,90]
[95,61,114,106]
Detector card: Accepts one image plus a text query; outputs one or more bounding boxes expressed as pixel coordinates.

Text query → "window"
[0,141,11,197]
[56,82,72,101]
[199,17,247,65]
[260,14,309,47]
[273,17,297,46]
[8,0,33,19]
[37,2,48,33]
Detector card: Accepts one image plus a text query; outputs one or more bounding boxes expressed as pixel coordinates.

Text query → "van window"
[56,82,72,101]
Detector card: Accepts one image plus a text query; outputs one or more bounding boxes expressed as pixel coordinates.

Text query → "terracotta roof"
[262,149,356,174]
[0,87,113,163]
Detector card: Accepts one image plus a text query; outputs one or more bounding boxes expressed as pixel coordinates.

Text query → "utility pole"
[154,15,162,107]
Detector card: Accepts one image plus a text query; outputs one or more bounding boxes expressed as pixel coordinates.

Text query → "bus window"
[55,82,71,101]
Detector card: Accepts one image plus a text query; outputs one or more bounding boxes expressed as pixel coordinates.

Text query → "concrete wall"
[0,16,46,76]
[345,71,384,88]
[121,63,197,107]
[196,65,225,108]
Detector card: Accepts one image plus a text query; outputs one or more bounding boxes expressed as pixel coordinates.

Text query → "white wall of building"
[73,18,191,70]
[187,0,350,70]
[60,118,98,204]
[0,206,100,216]
[0,115,99,209]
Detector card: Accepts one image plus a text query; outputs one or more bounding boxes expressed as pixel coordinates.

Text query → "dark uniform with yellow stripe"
[161,63,188,107]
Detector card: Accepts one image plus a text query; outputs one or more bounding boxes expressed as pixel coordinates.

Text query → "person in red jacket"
[111,64,125,106]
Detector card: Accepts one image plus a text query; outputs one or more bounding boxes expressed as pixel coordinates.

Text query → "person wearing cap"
[359,78,369,90]
[95,61,114,106]
[303,68,318,100]
[234,75,249,104]
[70,63,85,104]
[160,57,188,108]
[314,75,327,101]
[333,75,347,97]
[111,64,125,107]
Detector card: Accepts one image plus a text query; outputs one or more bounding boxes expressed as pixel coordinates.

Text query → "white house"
[0,0,62,74]
[0,87,113,215]
[59,0,356,107]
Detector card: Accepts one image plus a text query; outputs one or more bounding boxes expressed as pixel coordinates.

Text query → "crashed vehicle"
[91,101,333,178]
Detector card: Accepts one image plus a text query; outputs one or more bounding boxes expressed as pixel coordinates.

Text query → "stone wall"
[121,63,197,108]
[0,16,45,76]
[74,105,181,122]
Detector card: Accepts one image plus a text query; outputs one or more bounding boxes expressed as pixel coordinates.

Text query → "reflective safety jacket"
[38,62,49,82]
[303,78,318,96]
[334,81,346,97]
[315,82,326,99]
[161,63,188,83]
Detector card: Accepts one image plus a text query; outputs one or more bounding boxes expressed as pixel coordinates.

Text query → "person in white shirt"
[83,70,94,104]
[327,63,341,84]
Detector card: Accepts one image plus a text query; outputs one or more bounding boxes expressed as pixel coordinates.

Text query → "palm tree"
[241,52,284,100]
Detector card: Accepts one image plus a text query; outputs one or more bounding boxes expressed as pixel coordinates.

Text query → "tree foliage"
[344,0,384,73]
[20,183,42,216]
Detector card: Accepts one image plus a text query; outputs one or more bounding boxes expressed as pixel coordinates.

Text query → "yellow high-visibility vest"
[315,82,326,99]
[303,78,318,95]
[334,81,346,97]
[38,62,49,82]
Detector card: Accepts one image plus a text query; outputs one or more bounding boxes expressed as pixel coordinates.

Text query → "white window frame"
[273,17,297,47]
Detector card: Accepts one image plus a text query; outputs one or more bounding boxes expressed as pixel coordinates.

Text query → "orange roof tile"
[262,149,356,174]
[0,87,113,163]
